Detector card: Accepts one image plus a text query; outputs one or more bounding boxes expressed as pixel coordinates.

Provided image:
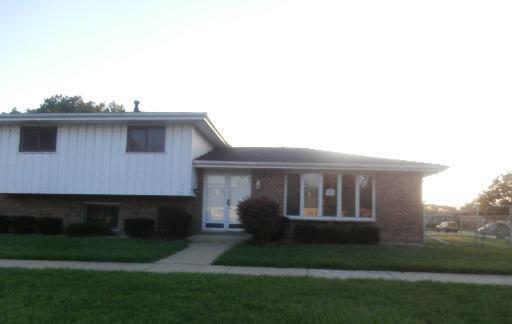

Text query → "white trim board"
[194,161,446,174]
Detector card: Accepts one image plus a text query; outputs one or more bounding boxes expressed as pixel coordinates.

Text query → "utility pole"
[422,201,426,244]
[474,203,479,246]
[508,205,512,248]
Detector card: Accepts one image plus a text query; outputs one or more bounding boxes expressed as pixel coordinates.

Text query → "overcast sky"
[1,0,511,207]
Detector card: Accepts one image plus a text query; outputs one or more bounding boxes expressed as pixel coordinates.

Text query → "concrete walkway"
[1,233,512,286]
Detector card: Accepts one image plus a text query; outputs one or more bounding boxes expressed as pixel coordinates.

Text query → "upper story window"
[284,173,375,221]
[19,126,57,152]
[126,126,165,152]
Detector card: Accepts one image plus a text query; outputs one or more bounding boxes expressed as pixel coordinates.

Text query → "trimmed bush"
[0,215,10,233]
[315,225,351,244]
[351,225,380,244]
[271,216,290,242]
[65,223,112,237]
[125,218,155,238]
[37,217,63,235]
[238,197,280,244]
[158,206,192,240]
[11,216,37,234]
[293,224,317,243]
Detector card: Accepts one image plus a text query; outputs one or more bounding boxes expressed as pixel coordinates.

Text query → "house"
[0,111,447,243]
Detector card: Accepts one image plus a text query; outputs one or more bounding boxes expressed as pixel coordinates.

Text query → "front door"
[203,173,251,231]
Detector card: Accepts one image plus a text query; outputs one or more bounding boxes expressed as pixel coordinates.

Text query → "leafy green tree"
[472,173,512,214]
[25,95,125,113]
[1,107,21,115]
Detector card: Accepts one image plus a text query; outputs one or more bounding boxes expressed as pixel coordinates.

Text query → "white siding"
[0,123,202,196]
[190,127,215,192]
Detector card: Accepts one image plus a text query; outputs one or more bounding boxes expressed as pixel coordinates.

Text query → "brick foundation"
[0,194,203,234]
[0,169,423,243]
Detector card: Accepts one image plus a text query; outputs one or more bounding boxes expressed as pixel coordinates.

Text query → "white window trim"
[283,172,376,222]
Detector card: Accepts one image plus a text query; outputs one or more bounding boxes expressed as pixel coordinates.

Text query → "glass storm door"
[204,174,251,230]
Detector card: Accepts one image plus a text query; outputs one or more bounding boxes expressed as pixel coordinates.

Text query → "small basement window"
[82,203,120,231]
[19,126,57,152]
[126,126,165,152]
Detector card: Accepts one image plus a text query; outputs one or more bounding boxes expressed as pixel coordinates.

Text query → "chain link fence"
[424,207,512,248]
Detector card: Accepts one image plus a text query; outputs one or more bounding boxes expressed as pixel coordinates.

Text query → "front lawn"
[214,241,512,274]
[0,234,187,262]
[0,269,511,323]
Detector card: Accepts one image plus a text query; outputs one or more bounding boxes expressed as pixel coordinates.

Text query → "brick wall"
[375,172,423,243]
[251,169,285,215]
[251,170,423,244]
[0,169,423,242]
[0,194,203,234]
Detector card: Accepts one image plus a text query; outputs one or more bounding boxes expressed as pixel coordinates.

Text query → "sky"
[1,0,511,207]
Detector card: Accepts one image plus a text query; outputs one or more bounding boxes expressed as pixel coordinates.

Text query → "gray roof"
[194,147,447,174]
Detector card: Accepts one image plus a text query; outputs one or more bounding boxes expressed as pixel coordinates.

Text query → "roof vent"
[133,100,140,112]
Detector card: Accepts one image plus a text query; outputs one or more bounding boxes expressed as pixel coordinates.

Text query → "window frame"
[126,126,166,153]
[81,202,120,231]
[283,172,376,222]
[19,125,58,153]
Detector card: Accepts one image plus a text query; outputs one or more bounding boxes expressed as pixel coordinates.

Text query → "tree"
[474,173,512,215]
[25,95,125,113]
[1,107,21,115]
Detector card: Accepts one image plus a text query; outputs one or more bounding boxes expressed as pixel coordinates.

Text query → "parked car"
[477,222,510,239]
[435,221,458,233]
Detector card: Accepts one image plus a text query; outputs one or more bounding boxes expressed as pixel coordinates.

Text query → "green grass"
[0,269,511,323]
[428,232,510,248]
[214,241,512,274]
[0,234,187,262]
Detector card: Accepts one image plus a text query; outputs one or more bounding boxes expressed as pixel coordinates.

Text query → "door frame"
[202,171,252,232]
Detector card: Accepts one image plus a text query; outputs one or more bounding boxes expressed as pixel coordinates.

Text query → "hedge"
[293,224,317,243]
[124,218,155,238]
[0,215,10,233]
[238,197,286,244]
[158,206,192,240]
[294,223,379,245]
[315,224,351,244]
[350,225,380,244]
[65,223,112,237]
[11,216,37,234]
[37,217,63,235]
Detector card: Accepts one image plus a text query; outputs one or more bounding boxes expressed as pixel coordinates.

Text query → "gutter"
[193,160,448,174]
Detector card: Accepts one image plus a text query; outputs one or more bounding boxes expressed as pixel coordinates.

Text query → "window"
[342,175,355,217]
[19,126,57,152]
[286,174,300,216]
[126,126,165,152]
[359,175,373,218]
[83,204,119,230]
[303,174,320,217]
[285,173,375,221]
[322,174,338,217]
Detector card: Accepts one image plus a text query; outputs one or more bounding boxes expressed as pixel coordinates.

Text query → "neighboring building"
[0,112,447,243]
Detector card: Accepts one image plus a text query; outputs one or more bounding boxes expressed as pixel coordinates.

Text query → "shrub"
[238,197,280,244]
[37,217,63,235]
[351,225,380,244]
[11,216,37,234]
[0,215,10,233]
[125,218,155,238]
[158,206,192,240]
[271,216,290,242]
[315,225,351,244]
[65,223,112,237]
[293,224,317,243]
